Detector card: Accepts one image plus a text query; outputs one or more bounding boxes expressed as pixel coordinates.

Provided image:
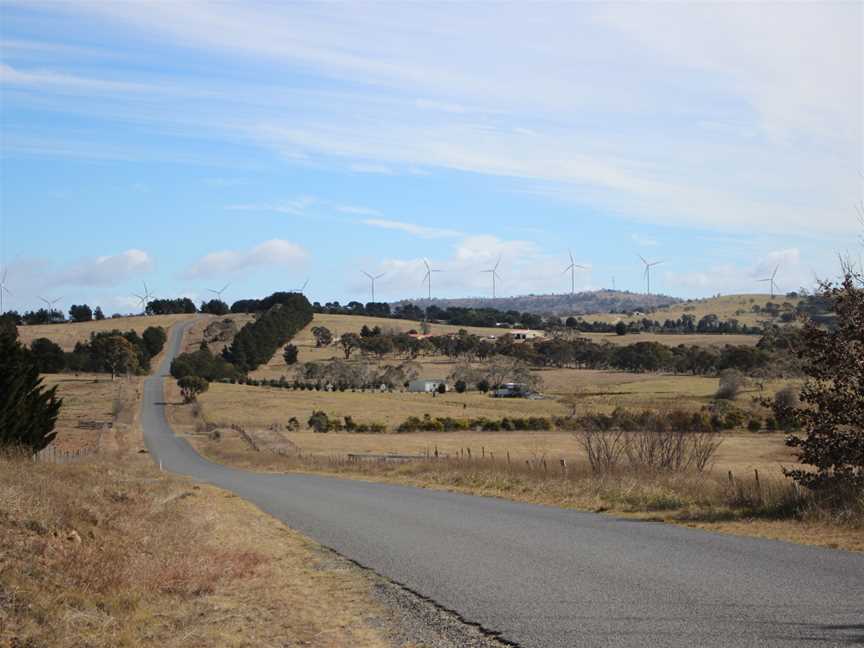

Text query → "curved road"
[144,321,863,647]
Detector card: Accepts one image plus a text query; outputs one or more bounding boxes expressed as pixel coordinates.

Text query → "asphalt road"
[143,321,864,647]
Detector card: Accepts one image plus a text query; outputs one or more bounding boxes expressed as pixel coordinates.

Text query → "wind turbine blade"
[494,255,501,271]
[363,271,373,280]
[772,265,779,280]
[374,273,384,280]
[639,254,648,265]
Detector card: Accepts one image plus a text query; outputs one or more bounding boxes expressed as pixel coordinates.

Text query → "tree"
[69,304,93,322]
[615,321,627,336]
[0,321,62,451]
[283,343,299,365]
[94,335,139,380]
[454,380,466,393]
[775,269,863,498]
[436,382,447,394]
[94,306,105,321]
[312,326,333,347]
[200,299,229,316]
[178,375,209,402]
[340,332,361,360]
[30,338,66,373]
[142,326,167,357]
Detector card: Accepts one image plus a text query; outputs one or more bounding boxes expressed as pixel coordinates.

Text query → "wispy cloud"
[182,239,307,279]
[361,219,463,239]
[225,197,316,217]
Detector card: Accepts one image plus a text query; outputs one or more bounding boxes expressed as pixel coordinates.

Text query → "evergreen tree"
[0,320,62,451]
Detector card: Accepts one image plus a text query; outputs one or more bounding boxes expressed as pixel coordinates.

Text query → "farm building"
[510,329,543,341]
[408,379,446,393]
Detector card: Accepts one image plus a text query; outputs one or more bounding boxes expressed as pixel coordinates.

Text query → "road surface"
[143,321,863,647]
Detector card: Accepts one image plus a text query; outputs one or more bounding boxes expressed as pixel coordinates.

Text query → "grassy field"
[40,373,142,453]
[17,313,196,351]
[0,452,406,648]
[586,293,801,327]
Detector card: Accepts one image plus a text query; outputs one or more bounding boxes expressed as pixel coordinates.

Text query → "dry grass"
[17,314,197,351]
[586,293,802,327]
[0,451,401,648]
[197,371,793,434]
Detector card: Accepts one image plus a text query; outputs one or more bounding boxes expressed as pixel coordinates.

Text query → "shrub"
[747,418,762,432]
[454,379,467,394]
[307,410,330,433]
[436,382,447,394]
[477,379,490,393]
[283,344,299,365]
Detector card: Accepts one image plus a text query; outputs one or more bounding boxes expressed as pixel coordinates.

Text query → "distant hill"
[391,290,681,317]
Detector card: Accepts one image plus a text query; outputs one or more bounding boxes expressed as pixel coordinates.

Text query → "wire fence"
[33,445,99,464]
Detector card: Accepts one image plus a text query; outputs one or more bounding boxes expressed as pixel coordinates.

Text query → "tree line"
[29,326,167,378]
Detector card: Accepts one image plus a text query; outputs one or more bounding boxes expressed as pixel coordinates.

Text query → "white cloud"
[666,248,809,295]
[361,219,463,239]
[182,239,307,279]
[58,249,152,286]
[370,234,588,299]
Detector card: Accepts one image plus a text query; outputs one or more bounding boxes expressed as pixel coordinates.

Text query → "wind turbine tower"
[362,271,384,303]
[481,256,502,299]
[0,267,10,314]
[639,255,664,295]
[422,259,441,301]
[563,250,586,295]
[208,283,230,301]
[758,265,780,298]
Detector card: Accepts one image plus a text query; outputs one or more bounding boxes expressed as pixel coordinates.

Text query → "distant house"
[510,329,543,341]
[408,379,446,393]
[492,382,534,398]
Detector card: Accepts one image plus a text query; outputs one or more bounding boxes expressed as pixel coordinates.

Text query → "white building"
[408,379,446,393]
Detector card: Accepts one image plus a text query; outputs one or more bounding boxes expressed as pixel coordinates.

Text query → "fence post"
[481,446,485,458]
[507,451,511,466]
[467,448,472,460]
[434,445,438,459]
[560,458,567,475]
[754,468,761,500]
[728,470,734,485]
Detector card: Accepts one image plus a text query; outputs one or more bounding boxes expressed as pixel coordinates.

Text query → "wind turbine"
[639,255,664,295]
[422,259,441,300]
[481,256,502,299]
[292,279,309,294]
[0,266,11,313]
[39,296,62,321]
[758,265,780,298]
[362,271,384,303]
[208,283,230,301]
[133,281,154,315]
[563,250,586,295]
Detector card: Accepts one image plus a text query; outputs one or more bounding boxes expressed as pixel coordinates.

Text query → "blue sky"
[1,1,861,314]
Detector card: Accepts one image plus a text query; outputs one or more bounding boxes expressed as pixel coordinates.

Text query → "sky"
[1,1,861,314]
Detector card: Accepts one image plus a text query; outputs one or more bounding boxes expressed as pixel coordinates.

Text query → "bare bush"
[575,428,627,472]
[716,369,745,400]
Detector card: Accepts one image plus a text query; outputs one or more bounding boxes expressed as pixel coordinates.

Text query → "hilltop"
[391,289,680,317]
